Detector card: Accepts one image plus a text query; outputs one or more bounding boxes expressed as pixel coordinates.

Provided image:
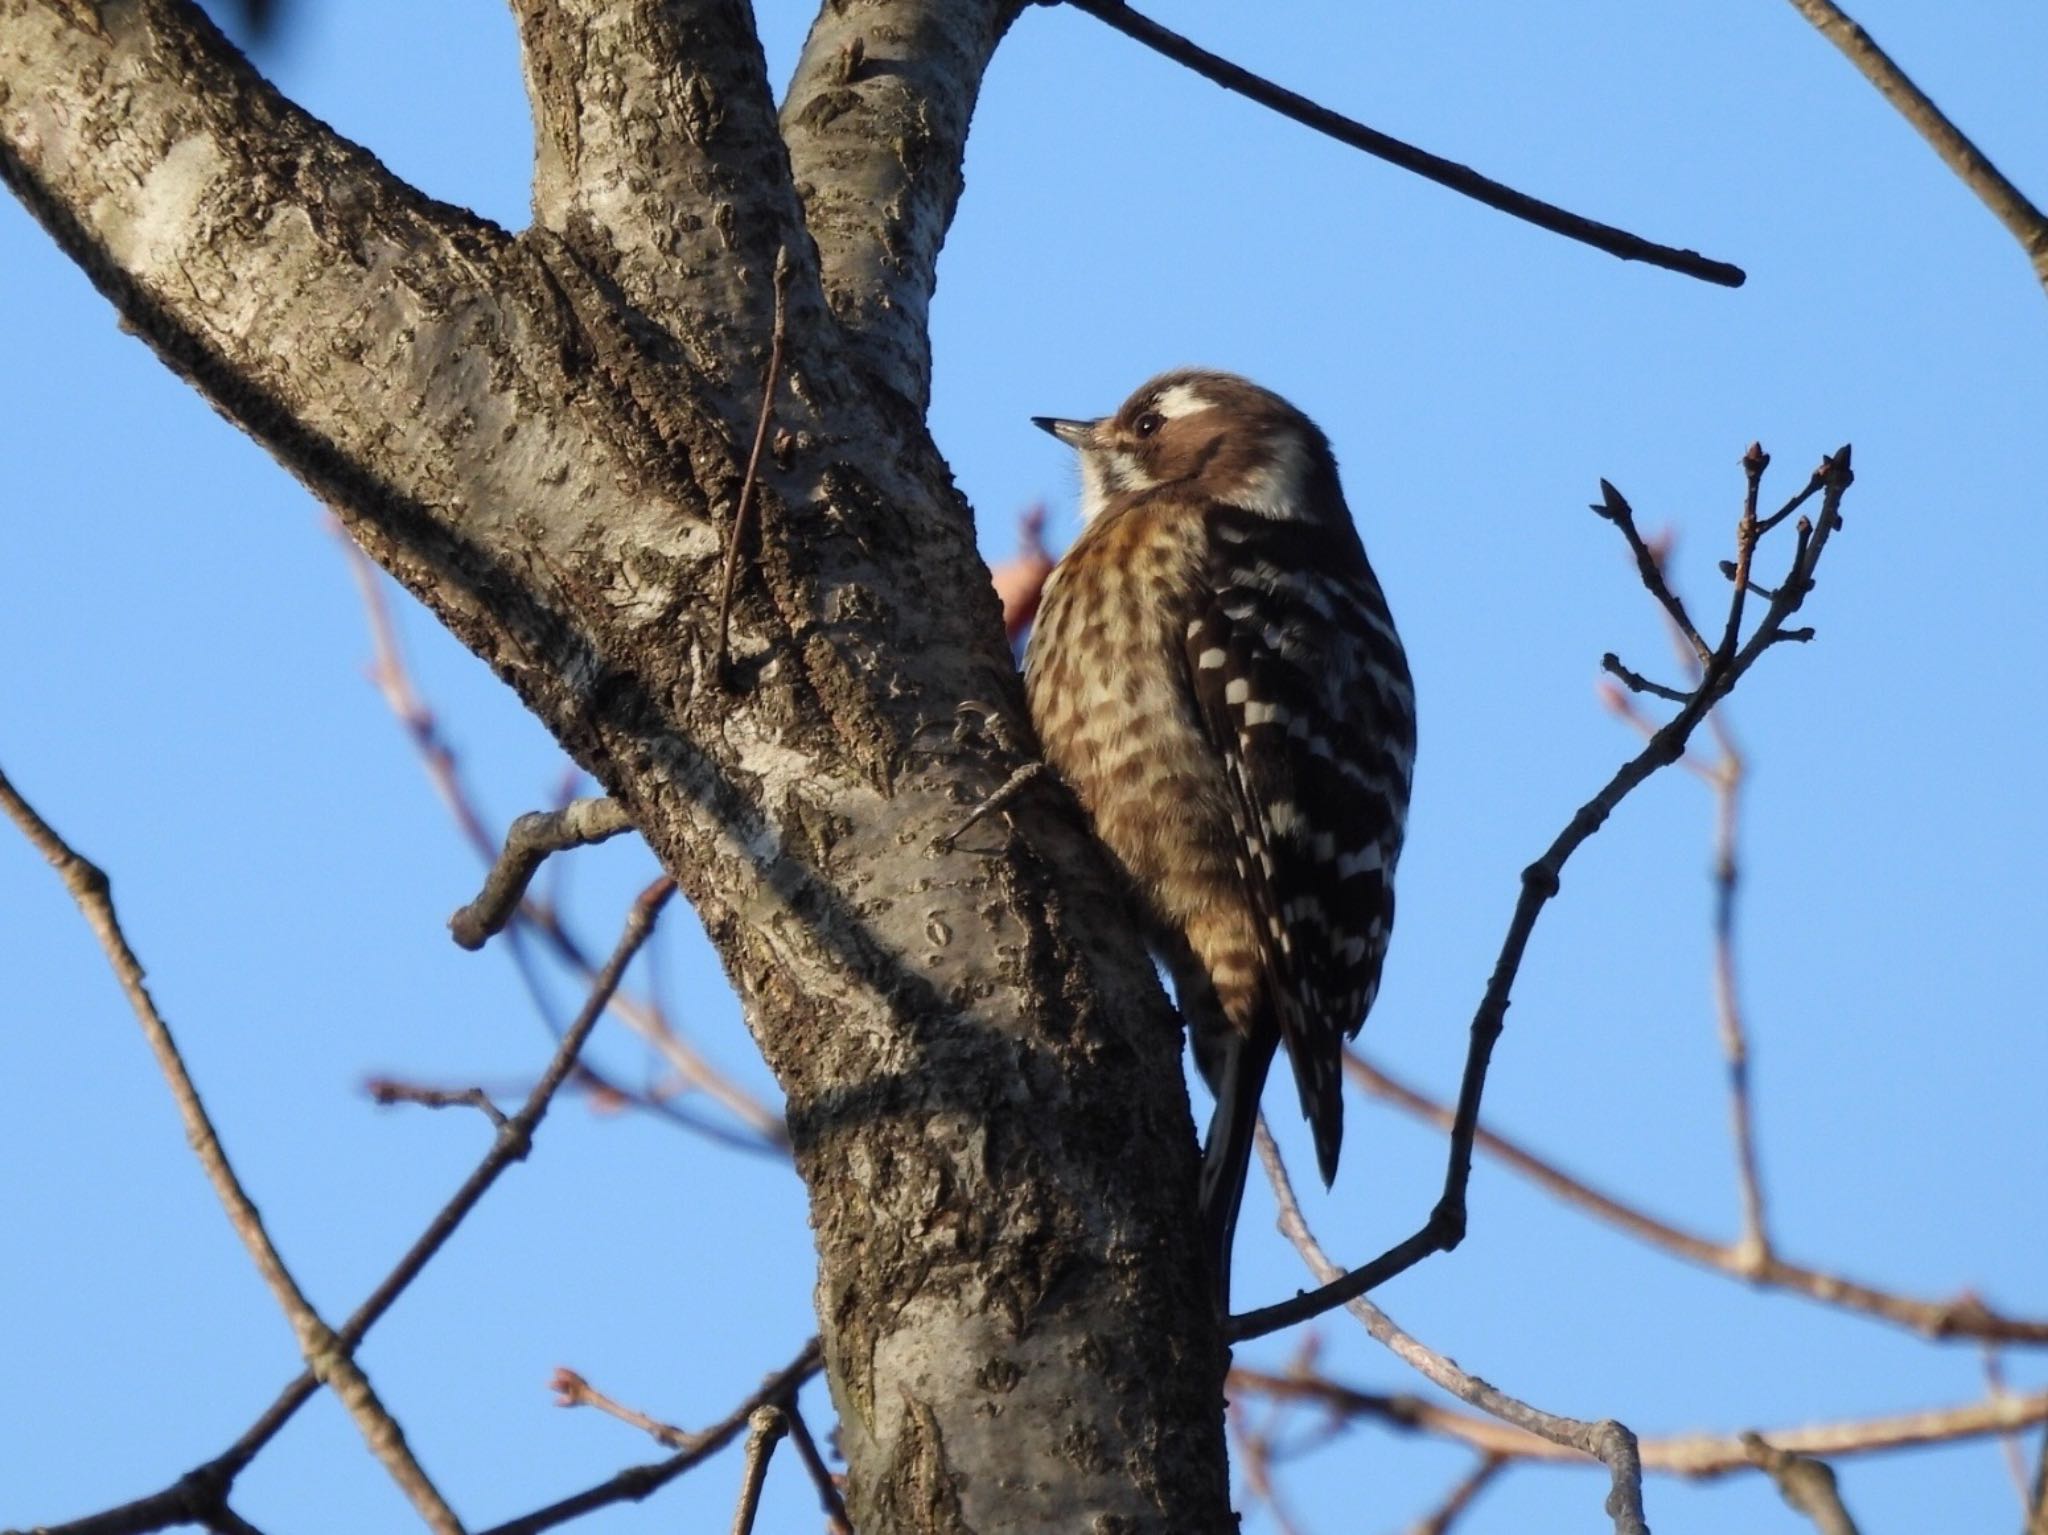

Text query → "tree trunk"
[0,1,1236,1529]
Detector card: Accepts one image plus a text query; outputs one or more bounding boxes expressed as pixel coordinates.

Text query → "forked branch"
[1230,445,1854,1342]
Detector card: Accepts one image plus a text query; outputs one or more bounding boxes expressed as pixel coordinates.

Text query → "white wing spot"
[1198,647,1227,670]
[1224,678,1250,705]
[1243,700,1289,727]
[1336,845,1386,878]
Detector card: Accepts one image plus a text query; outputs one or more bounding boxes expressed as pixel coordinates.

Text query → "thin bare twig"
[552,1369,696,1450]
[1600,651,1690,703]
[1228,446,1853,1344]
[1229,1389,1312,1535]
[1715,443,1769,666]
[1233,1364,2048,1477]
[368,1079,510,1131]
[0,766,464,1535]
[1980,1344,2034,1506]
[1060,0,1745,288]
[14,880,676,1535]
[1594,479,1713,666]
[1756,464,1830,538]
[1403,1455,1507,1535]
[1743,1433,1862,1535]
[477,1340,823,1535]
[715,245,795,688]
[1344,1050,2048,1345]
[552,1362,847,1532]
[781,1398,853,1535]
[1252,1126,1651,1535]
[1702,697,1770,1264]
[1785,0,2048,292]
[729,1407,789,1535]
[450,796,636,950]
[1638,530,1773,1264]
[339,542,787,1150]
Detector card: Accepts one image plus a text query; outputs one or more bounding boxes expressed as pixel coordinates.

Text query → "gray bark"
[0,1,1235,1531]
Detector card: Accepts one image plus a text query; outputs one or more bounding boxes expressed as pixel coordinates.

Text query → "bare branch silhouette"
[1253,1125,1650,1535]
[1230,446,1853,1342]
[1230,1364,2048,1476]
[479,1341,823,1535]
[0,765,464,1533]
[1062,0,1745,287]
[1786,0,2048,292]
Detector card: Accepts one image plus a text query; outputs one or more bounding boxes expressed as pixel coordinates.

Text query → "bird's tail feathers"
[1197,1027,1279,1312]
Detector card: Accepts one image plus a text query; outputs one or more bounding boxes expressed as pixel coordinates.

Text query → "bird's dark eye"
[1134,412,1164,439]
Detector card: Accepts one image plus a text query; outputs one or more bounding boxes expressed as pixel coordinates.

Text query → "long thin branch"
[715,246,793,689]
[1785,0,2048,292]
[1253,1128,1651,1535]
[780,1398,853,1535]
[1344,1051,2048,1346]
[0,766,464,1535]
[1232,1367,2048,1478]
[554,1360,849,1530]
[1062,0,1744,288]
[11,878,675,1535]
[477,1340,824,1535]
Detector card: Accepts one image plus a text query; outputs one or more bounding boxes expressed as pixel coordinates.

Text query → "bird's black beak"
[1032,416,1094,448]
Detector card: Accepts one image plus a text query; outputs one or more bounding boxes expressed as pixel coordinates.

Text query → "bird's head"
[1033,369,1340,525]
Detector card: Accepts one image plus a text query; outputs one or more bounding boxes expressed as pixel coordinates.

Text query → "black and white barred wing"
[1184,511,1416,1182]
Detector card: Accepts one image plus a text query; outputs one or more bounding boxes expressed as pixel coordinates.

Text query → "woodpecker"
[1024,370,1415,1304]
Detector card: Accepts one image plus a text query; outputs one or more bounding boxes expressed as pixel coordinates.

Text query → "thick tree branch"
[1785,0,2048,294]
[510,0,817,345]
[781,0,1024,410]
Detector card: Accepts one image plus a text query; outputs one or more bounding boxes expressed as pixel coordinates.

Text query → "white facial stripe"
[1077,447,1157,522]
[1108,449,1155,490]
[1077,451,1113,523]
[1151,382,1213,420]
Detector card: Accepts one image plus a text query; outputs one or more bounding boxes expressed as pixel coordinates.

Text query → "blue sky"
[4,3,2045,1531]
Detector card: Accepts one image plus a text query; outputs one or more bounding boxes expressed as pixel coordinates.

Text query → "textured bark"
[0,0,1236,1530]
